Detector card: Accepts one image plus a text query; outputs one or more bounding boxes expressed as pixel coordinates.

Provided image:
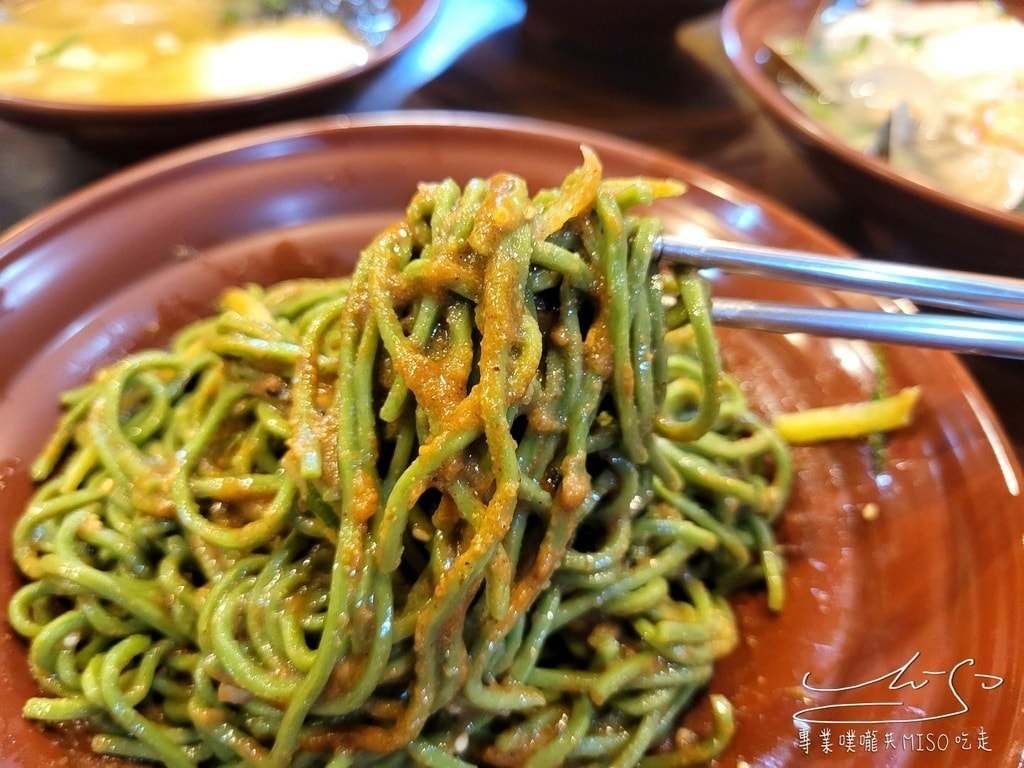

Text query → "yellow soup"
[0,0,371,104]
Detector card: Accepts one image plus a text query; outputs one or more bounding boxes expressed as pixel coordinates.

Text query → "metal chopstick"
[655,237,1024,320]
[653,236,1024,359]
[710,299,1024,359]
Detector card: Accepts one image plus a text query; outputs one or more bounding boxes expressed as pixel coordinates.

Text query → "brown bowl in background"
[721,0,1024,275]
[0,0,438,154]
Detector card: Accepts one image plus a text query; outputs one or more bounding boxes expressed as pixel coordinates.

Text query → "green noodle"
[9,148,791,767]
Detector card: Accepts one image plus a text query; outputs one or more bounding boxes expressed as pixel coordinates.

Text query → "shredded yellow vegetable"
[773,386,921,445]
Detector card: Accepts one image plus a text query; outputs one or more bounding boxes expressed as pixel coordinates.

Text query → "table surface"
[1,0,1020,462]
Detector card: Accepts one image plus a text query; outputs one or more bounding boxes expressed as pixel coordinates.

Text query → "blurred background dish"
[0,0,438,154]
[721,0,1024,274]
[1,111,1022,767]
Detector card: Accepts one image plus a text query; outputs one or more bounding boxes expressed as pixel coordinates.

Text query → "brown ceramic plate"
[1,112,1022,766]
[721,0,1024,275]
[0,0,438,152]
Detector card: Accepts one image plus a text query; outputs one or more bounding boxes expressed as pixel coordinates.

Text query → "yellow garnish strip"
[773,386,921,445]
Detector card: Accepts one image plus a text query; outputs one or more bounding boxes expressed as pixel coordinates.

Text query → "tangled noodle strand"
[9,148,790,767]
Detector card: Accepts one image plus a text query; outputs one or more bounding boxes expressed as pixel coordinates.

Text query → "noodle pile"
[8,149,791,767]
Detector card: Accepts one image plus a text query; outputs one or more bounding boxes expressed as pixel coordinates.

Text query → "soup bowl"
[0,0,438,152]
[721,0,1024,274]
